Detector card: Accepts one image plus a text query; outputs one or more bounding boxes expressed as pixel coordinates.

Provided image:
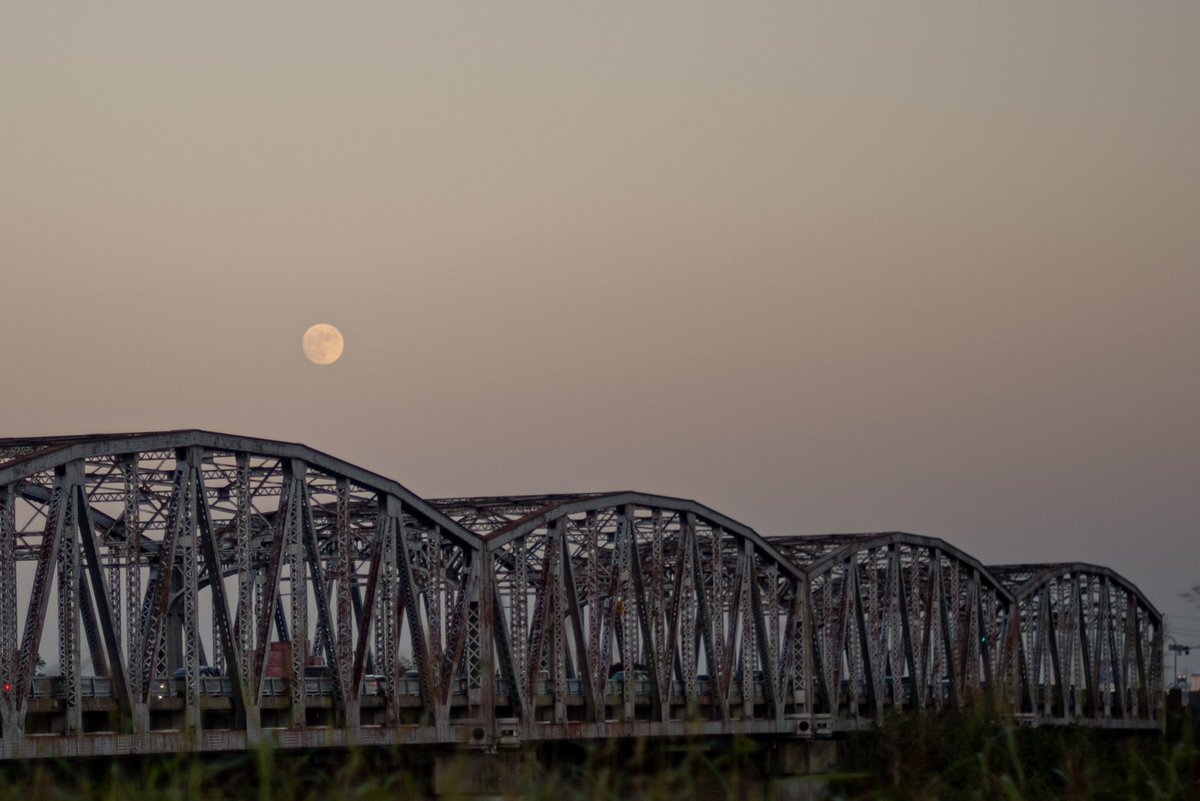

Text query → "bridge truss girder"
[0,432,485,757]
[771,533,1016,730]
[436,492,808,739]
[0,431,1165,759]
[992,563,1162,726]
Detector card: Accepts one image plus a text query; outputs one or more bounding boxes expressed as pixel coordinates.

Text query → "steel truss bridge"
[0,431,1162,761]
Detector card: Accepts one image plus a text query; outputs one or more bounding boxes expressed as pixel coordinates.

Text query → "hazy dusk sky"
[3,4,1199,669]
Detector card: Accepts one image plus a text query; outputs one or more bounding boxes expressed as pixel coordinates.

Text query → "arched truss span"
[432,492,807,731]
[769,533,1016,726]
[0,430,483,747]
[0,431,1167,758]
[990,563,1162,726]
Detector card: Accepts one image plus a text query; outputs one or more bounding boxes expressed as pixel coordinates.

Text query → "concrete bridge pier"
[432,747,535,798]
[756,738,839,779]
[430,737,842,799]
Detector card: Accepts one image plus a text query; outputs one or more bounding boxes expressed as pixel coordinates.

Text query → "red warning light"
[2,682,11,693]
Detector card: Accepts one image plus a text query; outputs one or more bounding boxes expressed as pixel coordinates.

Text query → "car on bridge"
[170,666,222,679]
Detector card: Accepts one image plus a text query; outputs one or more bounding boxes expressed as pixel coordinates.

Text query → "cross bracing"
[0,431,1163,760]
[991,563,1162,725]
[771,533,1019,731]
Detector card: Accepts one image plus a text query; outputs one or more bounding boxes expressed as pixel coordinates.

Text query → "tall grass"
[833,704,1200,801]
[0,712,1195,800]
[0,737,758,801]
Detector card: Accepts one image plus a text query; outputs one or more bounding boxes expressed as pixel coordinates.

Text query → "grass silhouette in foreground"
[0,708,1195,801]
[835,703,1198,801]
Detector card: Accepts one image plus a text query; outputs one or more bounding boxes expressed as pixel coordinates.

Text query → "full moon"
[302,323,345,365]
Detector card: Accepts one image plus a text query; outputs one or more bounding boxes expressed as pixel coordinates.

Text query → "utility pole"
[1165,636,1195,687]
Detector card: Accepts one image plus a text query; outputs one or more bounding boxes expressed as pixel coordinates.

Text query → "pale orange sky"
[2,3,1199,667]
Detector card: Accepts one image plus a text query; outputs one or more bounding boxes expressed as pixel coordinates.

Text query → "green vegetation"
[833,705,1200,801]
[0,711,1195,801]
[0,738,750,801]
[0,745,419,801]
